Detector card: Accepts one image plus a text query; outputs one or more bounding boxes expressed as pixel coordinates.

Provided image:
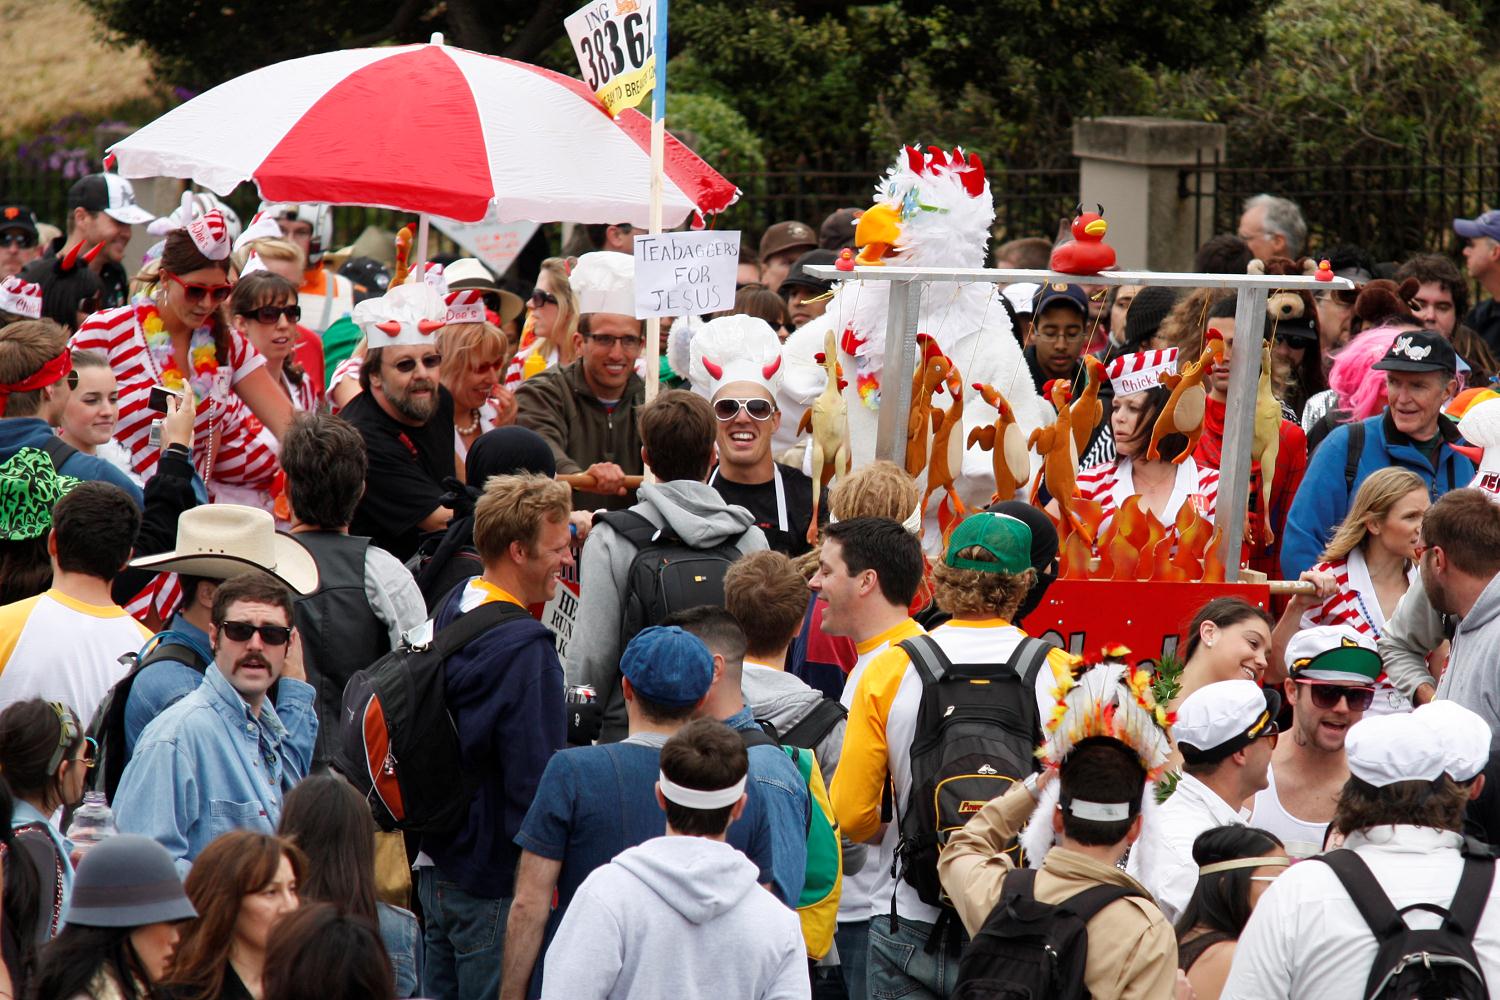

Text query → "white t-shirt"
[0,589,149,725]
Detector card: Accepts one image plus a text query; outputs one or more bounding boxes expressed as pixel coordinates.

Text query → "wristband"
[1023,772,1042,802]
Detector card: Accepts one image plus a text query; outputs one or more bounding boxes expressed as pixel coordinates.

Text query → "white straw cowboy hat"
[129,505,320,594]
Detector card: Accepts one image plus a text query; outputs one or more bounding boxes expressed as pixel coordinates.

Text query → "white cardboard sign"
[633,230,740,318]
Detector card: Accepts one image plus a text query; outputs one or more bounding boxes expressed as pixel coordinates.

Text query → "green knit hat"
[0,447,80,541]
[943,512,1033,574]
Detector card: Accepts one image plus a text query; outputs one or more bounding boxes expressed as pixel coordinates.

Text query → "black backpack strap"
[1344,420,1365,495]
[1444,854,1497,938]
[899,635,955,685]
[596,509,673,548]
[779,698,848,749]
[1006,636,1057,688]
[739,724,780,751]
[1002,865,1038,901]
[39,434,78,472]
[1316,849,1406,939]
[140,642,208,673]
[1057,882,1143,922]
[428,600,533,658]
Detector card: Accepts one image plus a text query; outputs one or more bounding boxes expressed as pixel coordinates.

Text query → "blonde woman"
[1272,467,1429,713]
[438,320,515,466]
[503,257,579,388]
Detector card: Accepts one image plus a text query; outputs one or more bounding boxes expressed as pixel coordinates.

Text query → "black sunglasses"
[714,397,776,421]
[530,289,558,308]
[391,352,443,374]
[239,304,301,324]
[1295,679,1376,712]
[219,620,293,646]
[0,232,37,249]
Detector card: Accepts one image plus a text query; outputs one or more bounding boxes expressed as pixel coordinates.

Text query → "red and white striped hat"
[0,275,43,319]
[1105,348,1177,397]
[446,289,487,325]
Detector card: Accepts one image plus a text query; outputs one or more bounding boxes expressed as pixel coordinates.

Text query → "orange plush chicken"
[906,334,951,478]
[1029,380,1090,543]
[968,382,1031,502]
[922,363,967,522]
[1147,337,1221,464]
[1070,355,1106,459]
[390,224,416,287]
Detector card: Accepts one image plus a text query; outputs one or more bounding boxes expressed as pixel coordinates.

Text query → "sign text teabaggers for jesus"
[633,231,741,318]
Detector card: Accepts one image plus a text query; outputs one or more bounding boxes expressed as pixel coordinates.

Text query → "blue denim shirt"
[124,615,214,756]
[377,902,423,997]
[725,706,810,905]
[113,663,317,873]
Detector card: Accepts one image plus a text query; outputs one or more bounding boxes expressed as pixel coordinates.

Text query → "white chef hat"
[1346,713,1449,787]
[681,314,785,399]
[572,252,636,316]
[353,282,449,349]
[1413,700,1492,783]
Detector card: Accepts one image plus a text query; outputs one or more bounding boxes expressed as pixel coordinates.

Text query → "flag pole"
[643,0,667,403]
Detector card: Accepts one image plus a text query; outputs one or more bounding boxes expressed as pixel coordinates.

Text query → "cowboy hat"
[129,505,319,594]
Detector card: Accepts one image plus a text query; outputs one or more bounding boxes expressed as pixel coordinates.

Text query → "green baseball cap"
[943,512,1033,574]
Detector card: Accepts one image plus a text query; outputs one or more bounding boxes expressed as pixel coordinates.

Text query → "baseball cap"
[340,256,392,304]
[1413,700,1492,783]
[943,512,1033,575]
[1454,210,1500,243]
[620,626,715,707]
[819,208,861,251]
[66,174,156,226]
[780,249,838,296]
[1174,680,1281,764]
[1032,282,1088,318]
[1371,330,1457,374]
[1346,713,1448,787]
[1272,316,1318,343]
[1284,625,1381,683]
[759,221,818,262]
[0,205,39,240]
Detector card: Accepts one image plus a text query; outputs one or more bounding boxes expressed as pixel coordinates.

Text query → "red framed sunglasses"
[163,271,233,305]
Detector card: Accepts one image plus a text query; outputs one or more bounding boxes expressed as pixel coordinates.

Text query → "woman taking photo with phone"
[71,211,292,494]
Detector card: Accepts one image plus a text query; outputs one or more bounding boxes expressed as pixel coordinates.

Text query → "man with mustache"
[114,570,316,872]
[343,281,459,561]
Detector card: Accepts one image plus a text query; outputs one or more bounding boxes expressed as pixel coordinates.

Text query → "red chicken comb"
[960,152,986,197]
[905,146,924,174]
[926,146,949,169]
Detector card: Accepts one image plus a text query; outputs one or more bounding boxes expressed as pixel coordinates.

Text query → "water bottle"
[66,791,117,861]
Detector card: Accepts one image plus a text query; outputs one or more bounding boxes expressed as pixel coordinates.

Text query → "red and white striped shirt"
[71,303,269,484]
[1077,455,1219,538]
[1299,548,1417,715]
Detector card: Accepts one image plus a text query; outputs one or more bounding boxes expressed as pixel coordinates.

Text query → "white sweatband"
[1065,799,1132,822]
[658,772,747,810]
[1198,856,1290,876]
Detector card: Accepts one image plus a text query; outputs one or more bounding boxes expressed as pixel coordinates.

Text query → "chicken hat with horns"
[1018,645,1174,867]
[670,314,784,399]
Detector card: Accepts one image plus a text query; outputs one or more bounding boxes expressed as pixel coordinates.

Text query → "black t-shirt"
[708,462,825,556]
[1467,299,1500,358]
[343,387,456,561]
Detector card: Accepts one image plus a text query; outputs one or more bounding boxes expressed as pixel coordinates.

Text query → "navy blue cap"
[1032,282,1088,317]
[1454,210,1500,243]
[620,626,715,707]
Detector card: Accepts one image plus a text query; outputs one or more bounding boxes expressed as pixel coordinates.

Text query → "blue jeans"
[836,919,870,999]
[867,916,961,999]
[417,867,510,1000]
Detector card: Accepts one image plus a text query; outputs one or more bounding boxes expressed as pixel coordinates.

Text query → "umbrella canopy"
[108,41,738,226]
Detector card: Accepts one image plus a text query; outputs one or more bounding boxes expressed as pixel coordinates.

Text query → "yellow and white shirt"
[0,590,150,725]
[831,617,1073,926]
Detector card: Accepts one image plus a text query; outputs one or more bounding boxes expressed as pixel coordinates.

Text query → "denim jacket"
[113,664,317,873]
[124,615,214,756]
[725,706,810,905]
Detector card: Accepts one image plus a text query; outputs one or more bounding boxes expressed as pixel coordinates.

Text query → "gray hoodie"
[539,835,809,1000]
[1434,571,1500,746]
[567,480,767,741]
[1379,574,1450,702]
[742,664,845,787]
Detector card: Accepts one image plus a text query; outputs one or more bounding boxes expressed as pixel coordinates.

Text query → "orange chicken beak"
[855,202,902,266]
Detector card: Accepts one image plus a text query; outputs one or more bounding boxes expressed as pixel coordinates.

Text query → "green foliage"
[665,93,765,172]
[1150,652,1185,711]
[1155,0,1500,162]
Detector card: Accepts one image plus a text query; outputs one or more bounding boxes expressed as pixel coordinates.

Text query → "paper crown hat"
[0,275,42,319]
[572,251,636,316]
[1104,349,1178,397]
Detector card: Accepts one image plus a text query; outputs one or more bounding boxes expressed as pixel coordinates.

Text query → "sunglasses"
[714,397,776,421]
[163,271,233,305]
[584,333,643,352]
[530,289,558,308]
[391,352,443,374]
[0,232,37,249]
[1294,679,1376,712]
[219,620,294,646]
[239,304,301,324]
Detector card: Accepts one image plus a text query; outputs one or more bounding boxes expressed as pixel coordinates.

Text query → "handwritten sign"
[430,216,539,278]
[564,0,656,116]
[633,230,740,318]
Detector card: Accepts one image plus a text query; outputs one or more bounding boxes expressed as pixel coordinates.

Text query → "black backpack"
[596,509,745,646]
[892,635,1054,924]
[89,634,210,803]
[335,600,531,834]
[1317,846,1494,1000]
[775,698,847,752]
[953,868,1143,1000]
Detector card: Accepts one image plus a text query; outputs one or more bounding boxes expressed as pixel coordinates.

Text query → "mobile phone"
[148,385,181,413]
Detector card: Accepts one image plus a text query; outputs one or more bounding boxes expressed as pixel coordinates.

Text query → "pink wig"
[1329,325,1406,423]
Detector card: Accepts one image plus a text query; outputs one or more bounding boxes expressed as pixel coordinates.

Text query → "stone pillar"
[1071,117,1226,272]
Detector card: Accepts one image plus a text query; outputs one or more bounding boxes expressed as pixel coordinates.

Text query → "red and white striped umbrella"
[107,38,738,225]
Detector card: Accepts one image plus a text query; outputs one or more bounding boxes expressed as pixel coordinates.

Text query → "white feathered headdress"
[670,314,785,398]
[1019,646,1175,867]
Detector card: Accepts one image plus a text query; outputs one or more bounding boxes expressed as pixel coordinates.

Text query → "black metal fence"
[1179,147,1500,262]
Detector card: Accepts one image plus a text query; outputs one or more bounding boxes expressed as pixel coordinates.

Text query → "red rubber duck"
[1050,204,1117,275]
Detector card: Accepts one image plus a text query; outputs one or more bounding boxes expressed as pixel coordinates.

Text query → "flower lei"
[142,303,217,399]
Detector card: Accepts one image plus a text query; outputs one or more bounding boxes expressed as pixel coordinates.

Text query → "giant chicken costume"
[778,146,1050,540]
